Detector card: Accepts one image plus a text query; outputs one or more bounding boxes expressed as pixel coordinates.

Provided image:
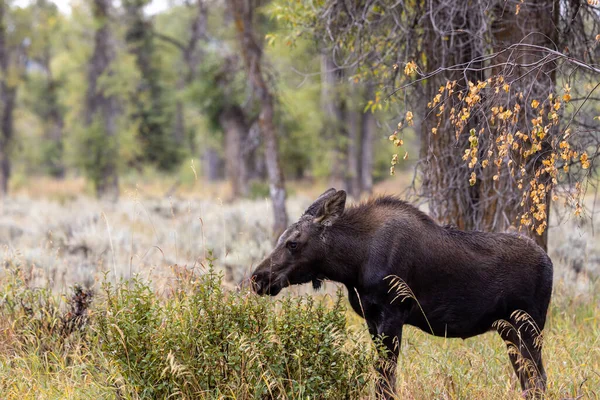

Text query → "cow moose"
[251,188,553,399]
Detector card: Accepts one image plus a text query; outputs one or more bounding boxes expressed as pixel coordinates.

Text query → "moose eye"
[287,241,298,250]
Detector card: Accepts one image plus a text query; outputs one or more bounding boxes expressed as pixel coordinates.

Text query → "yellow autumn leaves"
[404,61,417,76]
[391,74,591,236]
[388,111,414,175]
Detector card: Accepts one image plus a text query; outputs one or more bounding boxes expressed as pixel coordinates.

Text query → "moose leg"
[498,321,546,399]
[370,319,403,400]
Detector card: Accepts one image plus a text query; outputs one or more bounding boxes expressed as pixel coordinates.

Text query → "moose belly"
[405,292,511,339]
[401,254,540,338]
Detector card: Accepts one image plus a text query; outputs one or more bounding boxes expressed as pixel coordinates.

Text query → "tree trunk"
[220,105,249,198]
[44,61,65,179]
[85,0,119,201]
[174,0,207,148]
[203,148,223,181]
[0,3,16,198]
[0,86,15,198]
[360,86,375,194]
[173,84,186,146]
[420,4,486,231]
[184,0,207,83]
[228,0,288,238]
[261,96,288,238]
[420,0,557,251]
[245,120,263,180]
[346,100,361,198]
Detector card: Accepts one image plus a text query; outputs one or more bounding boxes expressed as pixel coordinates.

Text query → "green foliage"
[20,71,67,177]
[40,139,65,177]
[267,35,331,179]
[97,262,375,399]
[76,116,119,191]
[7,0,400,195]
[188,56,250,134]
[0,257,376,399]
[124,0,183,172]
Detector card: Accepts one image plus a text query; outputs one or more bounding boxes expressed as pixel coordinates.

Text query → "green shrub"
[1,258,375,399]
[96,262,376,399]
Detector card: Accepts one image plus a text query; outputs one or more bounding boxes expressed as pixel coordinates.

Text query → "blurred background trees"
[0,0,598,243]
[0,0,392,196]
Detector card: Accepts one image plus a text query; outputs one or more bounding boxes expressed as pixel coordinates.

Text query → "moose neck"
[319,220,371,288]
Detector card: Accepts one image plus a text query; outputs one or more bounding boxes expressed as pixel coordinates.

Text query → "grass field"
[1,177,599,399]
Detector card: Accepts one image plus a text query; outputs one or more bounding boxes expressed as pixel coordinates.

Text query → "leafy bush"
[1,258,375,398]
[96,260,376,399]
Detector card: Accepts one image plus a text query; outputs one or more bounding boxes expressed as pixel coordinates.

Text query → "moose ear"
[303,188,337,217]
[313,190,346,226]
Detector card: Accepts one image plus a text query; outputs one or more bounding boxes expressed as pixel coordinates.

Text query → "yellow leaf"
[406,111,414,126]
[404,61,417,76]
[536,224,545,236]
[581,152,590,169]
[531,99,539,109]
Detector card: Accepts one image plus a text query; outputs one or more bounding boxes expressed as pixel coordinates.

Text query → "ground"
[0,176,598,399]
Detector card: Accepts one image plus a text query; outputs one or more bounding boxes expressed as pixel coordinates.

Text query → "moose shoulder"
[251,189,553,399]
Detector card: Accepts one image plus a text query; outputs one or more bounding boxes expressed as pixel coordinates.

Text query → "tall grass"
[391,279,600,400]
[2,255,599,399]
[1,191,599,399]
[0,258,376,399]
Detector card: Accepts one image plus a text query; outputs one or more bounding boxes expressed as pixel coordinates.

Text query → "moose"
[251,189,553,398]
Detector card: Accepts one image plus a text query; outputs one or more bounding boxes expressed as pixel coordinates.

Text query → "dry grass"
[392,280,600,399]
[0,176,599,399]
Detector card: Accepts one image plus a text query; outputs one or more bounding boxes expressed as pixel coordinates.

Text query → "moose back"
[251,189,553,398]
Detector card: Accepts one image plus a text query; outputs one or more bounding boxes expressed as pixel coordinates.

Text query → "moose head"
[250,188,346,296]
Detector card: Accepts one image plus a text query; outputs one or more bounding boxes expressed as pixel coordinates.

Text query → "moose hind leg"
[497,317,546,399]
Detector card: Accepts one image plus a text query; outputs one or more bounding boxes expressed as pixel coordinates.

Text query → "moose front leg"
[369,318,403,400]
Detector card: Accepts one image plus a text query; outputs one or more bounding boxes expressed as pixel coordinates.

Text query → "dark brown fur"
[251,189,553,399]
